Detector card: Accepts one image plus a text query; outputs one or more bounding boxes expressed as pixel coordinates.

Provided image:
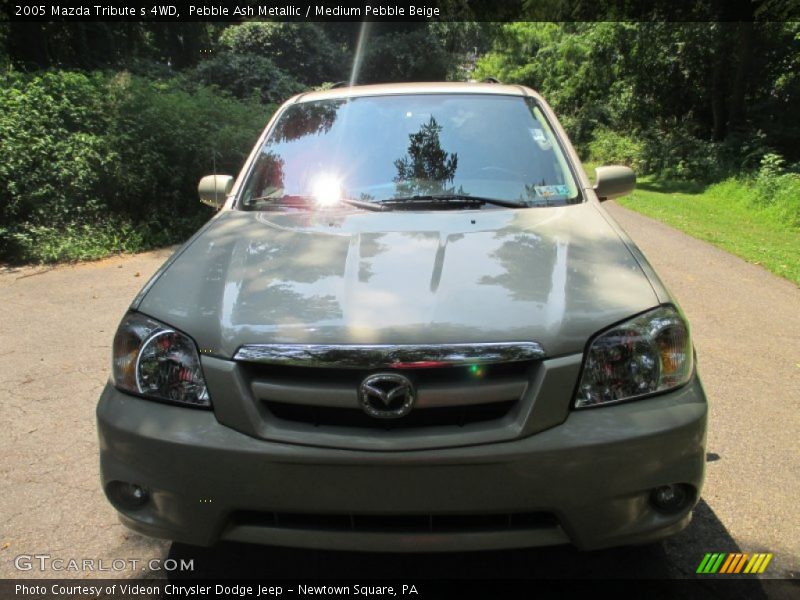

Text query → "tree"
[357,27,455,84]
[394,117,459,196]
[190,52,302,104]
[218,22,347,84]
[475,21,800,175]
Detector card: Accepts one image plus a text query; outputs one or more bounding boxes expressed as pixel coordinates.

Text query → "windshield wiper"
[247,195,386,211]
[339,197,388,211]
[382,194,526,209]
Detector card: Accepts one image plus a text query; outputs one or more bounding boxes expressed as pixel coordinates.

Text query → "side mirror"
[594,166,636,201]
[198,175,234,209]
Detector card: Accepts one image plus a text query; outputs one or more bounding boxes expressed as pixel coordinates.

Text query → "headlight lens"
[112,312,210,408]
[575,305,693,408]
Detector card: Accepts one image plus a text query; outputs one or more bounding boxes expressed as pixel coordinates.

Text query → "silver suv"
[97,82,707,552]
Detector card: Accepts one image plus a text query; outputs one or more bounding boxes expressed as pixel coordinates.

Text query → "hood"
[136,204,659,358]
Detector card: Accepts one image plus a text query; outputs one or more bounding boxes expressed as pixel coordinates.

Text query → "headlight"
[575,305,693,408]
[112,312,211,408]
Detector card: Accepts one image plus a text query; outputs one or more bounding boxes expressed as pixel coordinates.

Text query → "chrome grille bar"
[233,342,546,369]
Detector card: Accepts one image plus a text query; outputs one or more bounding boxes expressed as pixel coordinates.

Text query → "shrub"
[188,52,303,104]
[637,124,726,181]
[218,22,347,85]
[0,70,270,263]
[357,28,454,84]
[701,154,800,231]
[0,71,113,258]
[753,153,800,227]
[587,127,645,171]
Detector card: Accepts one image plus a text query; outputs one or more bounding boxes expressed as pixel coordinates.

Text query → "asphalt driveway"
[0,202,797,589]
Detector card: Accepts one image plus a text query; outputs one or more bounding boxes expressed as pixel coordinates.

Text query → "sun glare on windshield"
[311,173,343,207]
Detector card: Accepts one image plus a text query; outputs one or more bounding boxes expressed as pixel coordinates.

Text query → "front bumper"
[96,377,707,552]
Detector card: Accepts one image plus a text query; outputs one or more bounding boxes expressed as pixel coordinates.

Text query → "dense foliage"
[474,22,800,176]
[0,71,268,262]
[1,19,798,264]
[218,22,348,85]
[472,21,800,242]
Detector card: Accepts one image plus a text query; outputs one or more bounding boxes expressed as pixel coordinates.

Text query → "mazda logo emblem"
[359,373,416,419]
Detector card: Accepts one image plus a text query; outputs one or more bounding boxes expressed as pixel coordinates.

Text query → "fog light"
[106,481,149,510]
[650,484,692,514]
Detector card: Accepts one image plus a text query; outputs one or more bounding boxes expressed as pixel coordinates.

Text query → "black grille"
[232,510,557,533]
[265,400,515,429]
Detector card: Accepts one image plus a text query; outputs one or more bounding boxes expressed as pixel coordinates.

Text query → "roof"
[293,81,538,104]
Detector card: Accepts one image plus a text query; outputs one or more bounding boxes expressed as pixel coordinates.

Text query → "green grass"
[614,176,800,286]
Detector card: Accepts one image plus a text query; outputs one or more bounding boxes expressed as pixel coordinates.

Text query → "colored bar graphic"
[711,553,726,573]
[746,554,764,573]
[758,554,773,573]
[698,552,773,575]
[696,553,714,574]
[720,553,742,574]
[719,554,736,573]
[734,554,749,573]
[697,553,727,574]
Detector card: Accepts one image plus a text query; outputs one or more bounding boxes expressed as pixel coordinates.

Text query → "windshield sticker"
[530,128,547,143]
[534,185,571,198]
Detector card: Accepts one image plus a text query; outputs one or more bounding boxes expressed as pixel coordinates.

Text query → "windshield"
[239,93,581,211]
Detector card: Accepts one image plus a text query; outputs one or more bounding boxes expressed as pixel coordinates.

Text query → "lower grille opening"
[232,511,558,533]
[264,401,516,429]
